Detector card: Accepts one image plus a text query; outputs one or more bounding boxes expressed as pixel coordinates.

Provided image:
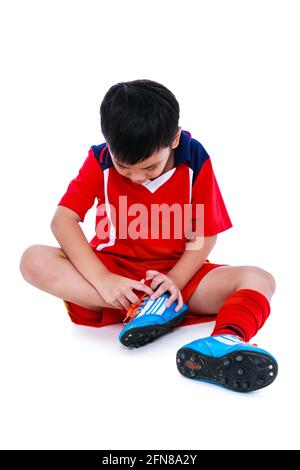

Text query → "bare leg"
[187,265,276,314]
[19,244,117,312]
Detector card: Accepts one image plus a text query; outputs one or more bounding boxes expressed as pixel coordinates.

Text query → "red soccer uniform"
[58,130,233,327]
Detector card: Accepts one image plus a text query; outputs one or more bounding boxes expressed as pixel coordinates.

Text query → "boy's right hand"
[95,273,154,311]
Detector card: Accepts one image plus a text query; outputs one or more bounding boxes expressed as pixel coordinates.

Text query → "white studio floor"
[1,266,299,451]
[2,0,300,450]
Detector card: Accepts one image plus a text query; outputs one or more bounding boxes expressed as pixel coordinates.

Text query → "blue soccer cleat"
[176,334,278,392]
[119,292,189,348]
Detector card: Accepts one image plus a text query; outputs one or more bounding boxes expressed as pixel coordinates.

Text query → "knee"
[19,244,47,283]
[241,266,276,294]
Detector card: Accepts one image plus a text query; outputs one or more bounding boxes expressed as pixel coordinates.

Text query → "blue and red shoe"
[176,334,278,392]
[119,292,188,348]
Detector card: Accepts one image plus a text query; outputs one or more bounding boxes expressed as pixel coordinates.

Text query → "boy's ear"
[172,127,182,149]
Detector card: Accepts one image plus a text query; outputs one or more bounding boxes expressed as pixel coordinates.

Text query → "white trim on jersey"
[188,167,194,203]
[141,168,177,193]
[96,168,116,252]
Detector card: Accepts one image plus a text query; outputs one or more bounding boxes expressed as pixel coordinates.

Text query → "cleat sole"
[120,310,188,348]
[176,347,278,392]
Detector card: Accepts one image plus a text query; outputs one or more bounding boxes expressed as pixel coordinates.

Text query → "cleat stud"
[184,359,202,371]
[128,333,133,337]
[180,366,186,374]
[190,355,197,362]
[219,377,227,385]
[237,368,244,376]
[223,359,231,367]
[269,365,273,370]
[236,355,243,362]
[177,358,181,363]
[255,357,267,367]
[242,381,250,390]
[138,333,144,338]
[190,371,196,377]
[179,353,186,360]
[233,380,240,389]
[269,372,274,376]
[256,378,265,386]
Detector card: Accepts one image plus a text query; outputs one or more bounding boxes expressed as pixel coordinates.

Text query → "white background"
[1,0,299,450]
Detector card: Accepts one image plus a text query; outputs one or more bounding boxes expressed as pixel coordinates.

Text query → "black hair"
[100,79,180,164]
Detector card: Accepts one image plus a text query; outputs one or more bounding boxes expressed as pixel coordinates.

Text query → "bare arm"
[166,235,218,291]
[50,206,153,310]
[50,206,110,288]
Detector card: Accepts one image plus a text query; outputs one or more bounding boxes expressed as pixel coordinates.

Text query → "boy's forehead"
[108,146,170,168]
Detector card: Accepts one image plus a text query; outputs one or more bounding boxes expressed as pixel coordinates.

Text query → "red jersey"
[58,130,233,327]
[58,130,232,279]
[58,131,232,286]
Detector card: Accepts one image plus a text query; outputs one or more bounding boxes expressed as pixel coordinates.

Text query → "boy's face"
[108,128,182,184]
[110,147,173,183]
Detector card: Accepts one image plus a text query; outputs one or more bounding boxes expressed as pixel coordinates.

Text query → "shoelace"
[123,293,151,324]
[236,336,258,347]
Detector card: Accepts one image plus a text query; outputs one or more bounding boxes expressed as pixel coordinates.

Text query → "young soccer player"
[20,79,278,393]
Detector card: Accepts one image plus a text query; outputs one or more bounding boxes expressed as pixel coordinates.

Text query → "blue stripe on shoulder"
[189,138,210,184]
[90,143,114,171]
[90,138,209,183]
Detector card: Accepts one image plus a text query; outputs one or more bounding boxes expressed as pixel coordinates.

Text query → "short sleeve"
[191,157,233,237]
[58,148,104,222]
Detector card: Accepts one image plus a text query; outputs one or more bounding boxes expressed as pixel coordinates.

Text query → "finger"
[174,292,184,312]
[125,289,141,306]
[164,286,178,307]
[118,294,131,311]
[132,281,154,296]
[150,275,167,291]
[164,289,178,308]
[150,281,170,300]
[145,270,159,280]
[112,299,125,310]
[165,294,177,307]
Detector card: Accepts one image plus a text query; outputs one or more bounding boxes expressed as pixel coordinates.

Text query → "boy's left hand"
[145,270,184,312]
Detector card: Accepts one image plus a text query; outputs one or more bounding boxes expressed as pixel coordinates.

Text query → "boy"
[20,79,278,393]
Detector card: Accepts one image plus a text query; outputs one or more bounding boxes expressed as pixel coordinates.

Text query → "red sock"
[211,288,271,342]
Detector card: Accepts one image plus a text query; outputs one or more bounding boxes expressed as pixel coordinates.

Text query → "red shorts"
[63,255,228,328]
